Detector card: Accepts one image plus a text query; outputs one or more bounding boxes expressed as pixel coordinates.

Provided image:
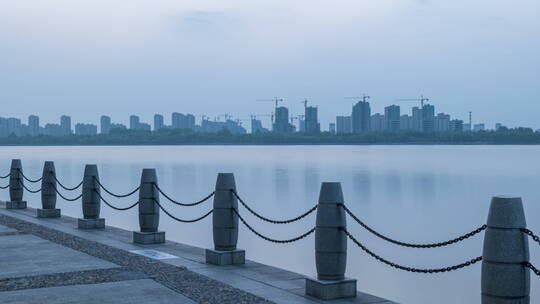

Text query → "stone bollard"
[6,159,27,209]
[133,168,165,244]
[306,182,356,300]
[482,196,530,304]
[78,165,105,229]
[37,161,60,218]
[205,173,245,265]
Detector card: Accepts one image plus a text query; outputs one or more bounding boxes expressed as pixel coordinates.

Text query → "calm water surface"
[0,145,538,304]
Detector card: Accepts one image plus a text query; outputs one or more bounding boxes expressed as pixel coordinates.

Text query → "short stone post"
[482,196,530,304]
[6,159,27,209]
[78,165,105,229]
[306,182,356,300]
[37,161,60,218]
[133,168,165,244]
[205,173,245,265]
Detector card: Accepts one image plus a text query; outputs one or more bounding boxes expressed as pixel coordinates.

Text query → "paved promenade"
[0,202,396,304]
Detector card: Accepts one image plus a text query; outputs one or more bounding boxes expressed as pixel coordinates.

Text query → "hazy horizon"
[1,0,539,130]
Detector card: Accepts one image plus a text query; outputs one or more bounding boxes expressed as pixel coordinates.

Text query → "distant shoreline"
[1,128,539,146]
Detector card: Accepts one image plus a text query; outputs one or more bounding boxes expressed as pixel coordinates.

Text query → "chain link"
[154,184,215,207]
[344,228,482,273]
[0,184,8,189]
[20,181,42,193]
[53,185,82,202]
[93,190,139,211]
[152,198,213,223]
[342,204,486,248]
[52,174,83,191]
[233,208,315,243]
[0,172,10,179]
[523,262,540,276]
[94,177,140,198]
[521,228,540,246]
[17,169,42,183]
[232,190,317,224]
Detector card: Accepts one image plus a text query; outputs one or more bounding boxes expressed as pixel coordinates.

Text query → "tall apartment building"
[412,107,422,131]
[100,115,111,134]
[251,119,269,133]
[384,105,400,132]
[421,104,435,132]
[129,115,140,130]
[154,114,164,131]
[28,115,39,136]
[336,116,352,134]
[273,107,293,133]
[435,113,450,132]
[400,115,412,130]
[60,115,72,136]
[304,106,320,133]
[370,114,385,131]
[352,101,371,133]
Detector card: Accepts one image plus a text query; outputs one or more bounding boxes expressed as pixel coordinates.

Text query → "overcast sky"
[1,0,539,129]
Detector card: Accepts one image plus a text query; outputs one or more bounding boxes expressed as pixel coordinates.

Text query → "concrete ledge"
[305,277,357,300]
[78,218,105,229]
[205,248,245,265]
[6,201,27,209]
[133,231,165,244]
[37,208,61,218]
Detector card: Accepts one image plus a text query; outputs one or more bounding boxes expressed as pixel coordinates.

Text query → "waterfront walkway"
[0,202,395,304]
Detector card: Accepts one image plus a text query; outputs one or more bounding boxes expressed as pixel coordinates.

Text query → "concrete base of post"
[37,208,61,218]
[133,231,165,244]
[482,294,530,304]
[305,277,357,300]
[6,201,27,209]
[205,249,245,265]
[78,218,105,229]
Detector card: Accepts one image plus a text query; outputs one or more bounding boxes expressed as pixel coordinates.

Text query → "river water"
[0,145,538,304]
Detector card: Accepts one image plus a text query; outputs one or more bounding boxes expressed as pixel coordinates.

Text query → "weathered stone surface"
[212,173,238,251]
[133,231,165,244]
[305,277,357,300]
[138,169,159,233]
[205,248,245,265]
[77,218,105,229]
[6,201,27,209]
[37,208,61,218]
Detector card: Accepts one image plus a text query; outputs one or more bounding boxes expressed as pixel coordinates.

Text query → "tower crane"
[256,97,283,123]
[396,95,430,108]
[345,94,370,103]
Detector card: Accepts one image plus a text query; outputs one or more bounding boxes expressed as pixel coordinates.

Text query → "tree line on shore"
[0,126,538,145]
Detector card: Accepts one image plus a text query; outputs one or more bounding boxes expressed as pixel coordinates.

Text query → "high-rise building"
[251,119,269,133]
[171,113,196,130]
[130,115,140,130]
[435,113,450,132]
[412,107,422,131]
[273,107,293,133]
[352,101,371,133]
[28,115,39,136]
[384,105,400,132]
[473,124,485,131]
[7,118,22,136]
[370,114,385,131]
[100,115,111,134]
[304,106,320,133]
[329,123,336,134]
[60,115,72,136]
[421,104,435,132]
[336,116,352,134]
[154,114,164,131]
[75,123,98,135]
[400,115,412,130]
[449,119,464,131]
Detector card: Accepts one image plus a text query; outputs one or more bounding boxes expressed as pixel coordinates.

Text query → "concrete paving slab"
[0,279,196,304]
[0,224,16,233]
[0,234,117,279]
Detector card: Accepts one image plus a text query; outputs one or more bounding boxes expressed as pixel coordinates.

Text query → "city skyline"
[1,1,538,129]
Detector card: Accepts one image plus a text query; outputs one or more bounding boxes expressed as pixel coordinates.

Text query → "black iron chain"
[94,177,140,198]
[52,174,83,191]
[53,185,82,202]
[232,190,317,224]
[152,198,213,223]
[154,184,215,207]
[233,208,315,243]
[20,181,42,193]
[0,184,8,189]
[0,172,10,179]
[523,262,540,276]
[93,190,140,211]
[521,228,540,247]
[17,169,42,183]
[344,228,482,273]
[342,204,486,249]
